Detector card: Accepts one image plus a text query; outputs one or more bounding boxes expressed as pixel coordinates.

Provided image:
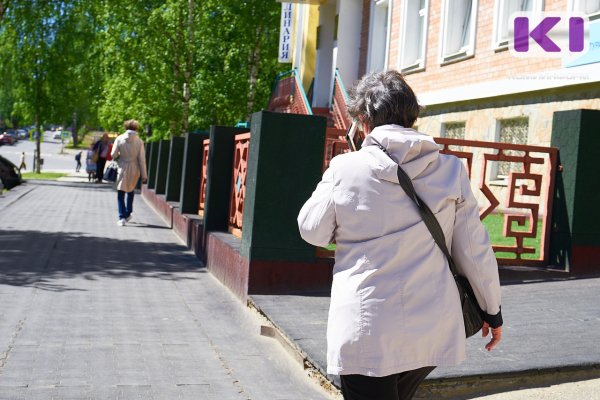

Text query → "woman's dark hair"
[347,70,421,130]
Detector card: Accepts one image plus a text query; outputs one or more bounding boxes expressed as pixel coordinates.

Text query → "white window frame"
[366,0,393,74]
[399,0,430,73]
[569,0,600,21]
[492,0,545,50]
[439,0,479,64]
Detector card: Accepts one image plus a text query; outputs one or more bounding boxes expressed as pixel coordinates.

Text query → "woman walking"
[298,71,503,400]
[110,119,147,226]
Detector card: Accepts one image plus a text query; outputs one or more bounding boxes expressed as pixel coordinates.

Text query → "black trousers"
[96,158,107,181]
[340,366,435,400]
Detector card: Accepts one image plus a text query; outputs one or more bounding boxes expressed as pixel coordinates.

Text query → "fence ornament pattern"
[436,137,558,266]
[228,132,251,237]
[198,139,210,216]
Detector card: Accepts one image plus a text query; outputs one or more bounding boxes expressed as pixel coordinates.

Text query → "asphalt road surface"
[0,131,78,172]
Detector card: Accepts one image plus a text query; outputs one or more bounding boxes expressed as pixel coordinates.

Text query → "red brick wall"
[389,0,566,94]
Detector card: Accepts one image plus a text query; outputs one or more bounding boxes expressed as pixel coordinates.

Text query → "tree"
[192,0,286,129]
[0,0,287,145]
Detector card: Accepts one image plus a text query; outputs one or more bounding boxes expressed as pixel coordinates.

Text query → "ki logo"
[510,13,590,58]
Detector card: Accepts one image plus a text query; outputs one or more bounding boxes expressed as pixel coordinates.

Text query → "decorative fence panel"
[228,132,251,238]
[436,137,559,267]
[198,139,210,217]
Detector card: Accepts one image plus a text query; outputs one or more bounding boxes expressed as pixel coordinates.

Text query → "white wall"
[336,0,363,88]
[313,0,336,107]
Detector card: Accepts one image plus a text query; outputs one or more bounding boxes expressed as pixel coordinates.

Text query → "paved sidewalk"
[0,181,335,399]
[251,270,600,398]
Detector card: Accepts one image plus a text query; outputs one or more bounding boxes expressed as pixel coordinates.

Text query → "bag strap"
[372,143,461,278]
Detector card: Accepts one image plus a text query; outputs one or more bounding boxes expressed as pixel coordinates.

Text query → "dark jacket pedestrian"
[75,151,82,172]
[93,133,112,183]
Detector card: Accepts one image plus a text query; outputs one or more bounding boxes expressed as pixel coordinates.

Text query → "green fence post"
[147,142,159,190]
[180,132,209,214]
[240,111,327,262]
[550,109,600,274]
[166,137,185,202]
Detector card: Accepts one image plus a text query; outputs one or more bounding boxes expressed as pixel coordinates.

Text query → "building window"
[441,121,466,151]
[571,0,600,20]
[367,0,392,73]
[493,0,544,49]
[400,0,428,72]
[494,117,528,179]
[440,0,478,63]
[441,121,466,139]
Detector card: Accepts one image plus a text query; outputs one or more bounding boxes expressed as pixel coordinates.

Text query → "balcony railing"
[436,137,559,267]
[228,132,251,238]
[267,68,313,116]
[331,69,351,130]
[198,138,210,217]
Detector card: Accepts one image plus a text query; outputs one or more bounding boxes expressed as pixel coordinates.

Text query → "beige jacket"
[298,125,502,377]
[110,130,147,192]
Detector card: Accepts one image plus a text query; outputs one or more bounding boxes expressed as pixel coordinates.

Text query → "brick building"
[283,0,600,146]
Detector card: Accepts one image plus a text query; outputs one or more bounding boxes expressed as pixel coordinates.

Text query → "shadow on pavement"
[0,230,206,292]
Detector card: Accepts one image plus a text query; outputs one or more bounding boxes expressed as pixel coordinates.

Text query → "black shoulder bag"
[376,145,484,338]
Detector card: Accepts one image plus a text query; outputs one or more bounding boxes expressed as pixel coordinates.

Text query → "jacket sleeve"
[451,163,503,328]
[297,166,336,247]
[138,140,148,181]
[110,139,119,160]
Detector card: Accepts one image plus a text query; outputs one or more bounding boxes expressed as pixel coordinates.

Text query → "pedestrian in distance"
[93,133,112,183]
[110,119,147,226]
[297,70,503,400]
[75,151,82,172]
[85,144,97,182]
[18,152,26,172]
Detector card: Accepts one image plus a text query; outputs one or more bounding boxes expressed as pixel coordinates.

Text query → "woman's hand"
[482,322,502,351]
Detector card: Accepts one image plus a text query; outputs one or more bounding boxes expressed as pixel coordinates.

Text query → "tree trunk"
[72,112,78,148]
[35,114,41,174]
[0,0,10,24]
[181,0,194,136]
[245,25,263,121]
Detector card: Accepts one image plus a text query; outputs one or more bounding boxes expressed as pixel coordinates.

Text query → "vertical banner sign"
[278,3,293,63]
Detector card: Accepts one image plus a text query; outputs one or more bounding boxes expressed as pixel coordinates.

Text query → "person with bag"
[85,144,97,182]
[93,133,112,183]
[110,119,147,226]
[297,70,503,400]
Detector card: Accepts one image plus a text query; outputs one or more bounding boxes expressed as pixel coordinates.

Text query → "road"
[0,131,79,172]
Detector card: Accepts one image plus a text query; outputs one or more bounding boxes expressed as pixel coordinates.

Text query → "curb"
[248,297,600,399]
[247,299,342,398]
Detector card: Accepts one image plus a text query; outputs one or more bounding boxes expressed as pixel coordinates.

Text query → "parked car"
[53,131,62,140]
[0,132,16,145]
[16,129,28,139]
[4,130,18,142]
[0,155,22,190]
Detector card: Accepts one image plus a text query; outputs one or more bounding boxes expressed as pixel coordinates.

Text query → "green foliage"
[0,0,287,141]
